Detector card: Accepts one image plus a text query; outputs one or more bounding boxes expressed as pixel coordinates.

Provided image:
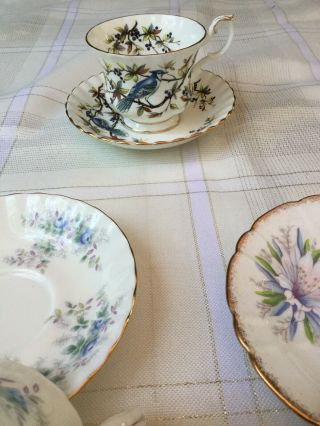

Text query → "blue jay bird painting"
[117,69,167,113]
[85,110,128,138]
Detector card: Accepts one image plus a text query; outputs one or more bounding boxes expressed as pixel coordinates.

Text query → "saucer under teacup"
[65,70,235,150]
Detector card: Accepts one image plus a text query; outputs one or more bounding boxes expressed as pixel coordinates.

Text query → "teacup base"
[123,114,180,133]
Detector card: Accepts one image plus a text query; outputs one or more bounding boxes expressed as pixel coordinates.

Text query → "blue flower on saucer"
[79,335,99,357]
[79,228,92,245]
[54,216,68,230]
[90,319,107,334]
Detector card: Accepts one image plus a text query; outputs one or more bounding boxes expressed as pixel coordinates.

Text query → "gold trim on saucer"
[1,192,137,400]
[226,194,320,425]
[65,72,235,147]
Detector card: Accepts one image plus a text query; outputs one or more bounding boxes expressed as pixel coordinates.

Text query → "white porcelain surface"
[85,14,233,131]
[228,195,320,424]
[0,361,82,425]
[0,193,136,397]
[65,70,235,150]
[86,14,206,54]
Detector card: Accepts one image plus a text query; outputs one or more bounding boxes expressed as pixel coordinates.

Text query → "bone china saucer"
[0,193,136,398]
[65,70,235,150]
[227,195,320,424]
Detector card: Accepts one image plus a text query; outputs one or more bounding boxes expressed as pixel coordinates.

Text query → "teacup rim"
[85,13,207,57]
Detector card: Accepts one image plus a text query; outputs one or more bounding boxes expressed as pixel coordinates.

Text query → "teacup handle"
[192,15,234,75]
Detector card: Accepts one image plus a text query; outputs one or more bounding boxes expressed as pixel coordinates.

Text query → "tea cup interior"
[86,14,206,55]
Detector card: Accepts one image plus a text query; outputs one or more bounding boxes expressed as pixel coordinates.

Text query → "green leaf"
[133,75,139,82]
[134,47,143,54]
[304,316,314,343]
[124,73,133,81]
[262,293,285,306]
[76,337,86,349]
[98,306,108,318]
[54,309,61,317]
[103,61,112,71]
[137,106,144,117]
[255,256,278,276]
[267,242,282,264]
[81,255,87,262]
[170,103,178,109]
[79,303,84,309]
[79,314,86,322]
[72,325,80,331]
[63,345,77,355]
[256,290,281,297]
[312,249,320,263]
[117,63,125,70]
[142,26,148,33]
[115,26,124,33]
[304,239,311,253]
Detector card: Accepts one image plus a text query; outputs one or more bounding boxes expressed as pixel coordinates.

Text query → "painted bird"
[117,69,167,113]
[86,110,128,138]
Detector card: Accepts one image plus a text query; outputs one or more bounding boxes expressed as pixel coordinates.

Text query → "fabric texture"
[1,0,319,424]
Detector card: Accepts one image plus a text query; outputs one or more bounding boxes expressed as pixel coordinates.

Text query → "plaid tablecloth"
[1,0,319,424]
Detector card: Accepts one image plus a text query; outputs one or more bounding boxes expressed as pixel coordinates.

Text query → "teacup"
[86,13,233,133]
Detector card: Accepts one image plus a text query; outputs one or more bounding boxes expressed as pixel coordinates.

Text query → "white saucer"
[227,195,320,424]
[65,70,235,150]
[0,193,136,398]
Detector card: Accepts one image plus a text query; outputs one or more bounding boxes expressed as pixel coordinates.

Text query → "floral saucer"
[65,70,235,150]
[0,193,136,398]
[227,195,320,424]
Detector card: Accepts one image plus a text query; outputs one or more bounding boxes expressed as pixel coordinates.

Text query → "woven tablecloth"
[1,0,319,424]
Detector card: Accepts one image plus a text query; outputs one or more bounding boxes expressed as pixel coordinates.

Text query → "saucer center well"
[0,269,53,354]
